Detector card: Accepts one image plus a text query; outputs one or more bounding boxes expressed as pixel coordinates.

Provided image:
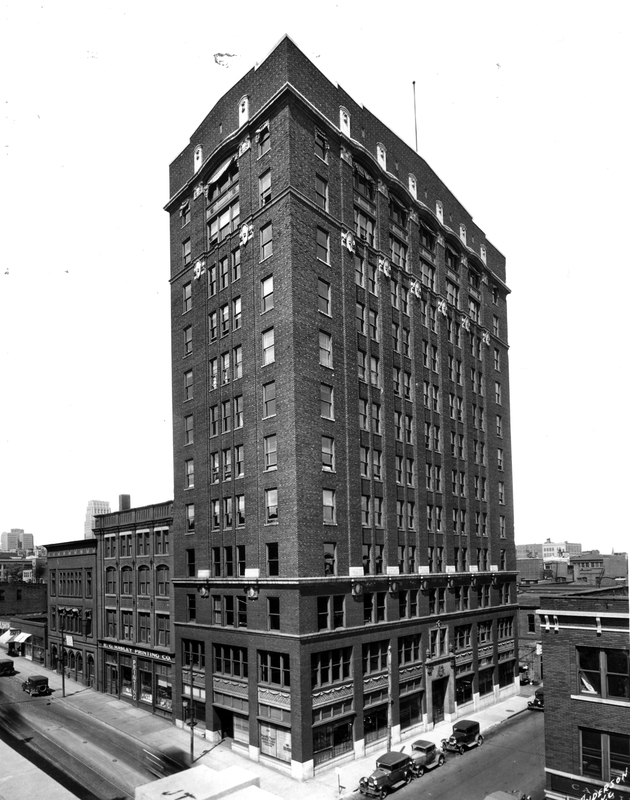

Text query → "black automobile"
[441,719,484,754]
[0,658,15,676]
[359,751,414,798]
[527,688,544,711]
[409,739,446,776]
[21,675,50,696]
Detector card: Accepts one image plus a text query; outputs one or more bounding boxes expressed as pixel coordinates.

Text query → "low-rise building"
[539,587,630,800]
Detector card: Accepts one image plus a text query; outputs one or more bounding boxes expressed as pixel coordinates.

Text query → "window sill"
[571,694,630,707]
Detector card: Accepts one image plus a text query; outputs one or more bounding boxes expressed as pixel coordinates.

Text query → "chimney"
[119,494,131,511]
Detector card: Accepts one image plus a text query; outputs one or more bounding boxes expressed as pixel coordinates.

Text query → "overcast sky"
[1,1,628,552]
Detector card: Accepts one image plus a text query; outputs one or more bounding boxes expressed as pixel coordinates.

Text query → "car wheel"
[478,736,484,746]
[458,745,465,755]
[438,755,445,766]
[416,766,425,777]
[379,791,387,800]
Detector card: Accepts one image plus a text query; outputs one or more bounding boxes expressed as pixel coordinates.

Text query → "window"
[138,565,150,595]
[220,256,229,290]
[353,163,375,202]
[318,278,331,315]
[232,296,242,330]
[262,328,275,365]
[319,331,333,367]
[185,503,194,531]
[183,241,192,268]
[258,123,270,156]
[577,648,630,700]
[233,396,243,429]
[261,275,274,313]
[259,170,271,206]
[324,542,337,576]
[184,414,193,445]
[494,348,501,371]
[580,729,630,782]
[265,489,278,523]
[389,197,407,229]
[445,248,458,272]
[156,615,170,647]
[220,352,230,385]
[220,303,230,336]
[314,129,328,161]
[268,597,280,630]
[233,345,243,380]
[208,311,218,343]
[264,434,277,470]
[183,325,192,356]
[210,452,219,483]
[214,644,247,678]
[185,459,194,489]
[208,201,240,245]
[320,383,334,419]
[221,399,231,432]
[222,448,232,481]
[207,263,217,297]
[323,489,336,524]
[368,308,379,341]
[263,381,276,417]
[497,448,504,471]
[493,315,500,336]
[236,494,245,525]
[370,356,380,387]
[363,641,388,675]
[390,237,407,270]
[209,357,218,390]
[354,208,375,246]
[156,565,169,597]
[495,381,502,404]
[322,436,335,471]
[260,223,273,260]
[267,543,279,576]
[316,598,346,632]
[477,621,493,644]
[316,175,328,210]
[231,247,241,282]
[499,516,506,539]
[496,415,503,437]
[184,370,193,401]
[498,481,505,504]
[317,227,330,263]
[421,262,436,291]
[259,651,290,688]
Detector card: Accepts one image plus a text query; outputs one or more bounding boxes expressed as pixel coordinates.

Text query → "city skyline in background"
[1,2,628,552]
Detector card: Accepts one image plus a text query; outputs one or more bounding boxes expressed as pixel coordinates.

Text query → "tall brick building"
[166,36,517,778]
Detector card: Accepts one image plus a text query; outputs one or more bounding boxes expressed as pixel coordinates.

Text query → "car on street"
[441,719,484,754]
[359,751,414,798]
[21,675,51,696]
[409,739,445,775]
[527,688,544,711]
[0,658,15,676]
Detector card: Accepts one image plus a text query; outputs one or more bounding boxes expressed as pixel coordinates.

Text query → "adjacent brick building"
[539,588,630,799]
[166,35,517,779]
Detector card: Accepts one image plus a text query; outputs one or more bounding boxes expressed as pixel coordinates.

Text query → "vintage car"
[527,688,544,711]
[21,674,51,696]
[409,739,445,775]
[441,719,484,754]
[0,658,15,676]
[359,751,414,798]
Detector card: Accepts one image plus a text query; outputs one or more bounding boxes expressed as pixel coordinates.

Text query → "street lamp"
[183,664,196,764]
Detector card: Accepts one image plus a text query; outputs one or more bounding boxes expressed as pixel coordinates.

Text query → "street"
[0,671,182,799]
[352,711,545,800]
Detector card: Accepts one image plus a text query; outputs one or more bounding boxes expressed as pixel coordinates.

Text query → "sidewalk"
[9,651,538,800]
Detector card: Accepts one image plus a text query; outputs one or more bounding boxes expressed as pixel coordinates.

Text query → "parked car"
[21,675,50,696]
[410,739,445,775]
[0,658,15,676]
[359,751,414,798]
[527,688,544,711]
[441,719,484,754]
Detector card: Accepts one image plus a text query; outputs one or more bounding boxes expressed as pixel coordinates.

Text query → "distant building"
[517,557,544,583]
[516,540,582,560]
[570,550,628,587]
[1,528,34,552]
[539,587,630,800]
[83,500,111,539]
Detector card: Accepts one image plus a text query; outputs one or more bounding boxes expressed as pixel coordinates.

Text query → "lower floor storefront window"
[456,676,474,705]
[260,722,292,762]
[498,661,514,688]
[478,667,494,696]
[364,704,387,744]
[313,718,354,766]
[120,656,133,697]
[400,692,423,730]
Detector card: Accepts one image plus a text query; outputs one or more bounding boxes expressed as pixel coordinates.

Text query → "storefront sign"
[550,769,630,800]
[104,642,173,663]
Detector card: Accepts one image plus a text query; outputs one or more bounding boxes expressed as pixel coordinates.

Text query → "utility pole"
[386,643,393,752]
[60,614,65,698]
[188,664,196,764]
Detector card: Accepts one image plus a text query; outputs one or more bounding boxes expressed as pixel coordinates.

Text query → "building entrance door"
[432,676,448,724]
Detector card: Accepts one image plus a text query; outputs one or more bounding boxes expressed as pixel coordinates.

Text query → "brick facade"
[167,35,517,780]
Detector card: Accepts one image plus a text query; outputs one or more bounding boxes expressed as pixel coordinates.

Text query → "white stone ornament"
[410,280,422,299]
[193,260,206,280]
[342,231,355,253]
[460,315,471,331]
[238,138,251,156]
[240,225,249,246]
[378,256,391,278]
[482,331,491,346]
[193,183,204,200]
[437,299,448,316]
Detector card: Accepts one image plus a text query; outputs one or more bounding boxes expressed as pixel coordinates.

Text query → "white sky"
[1,1,628,552]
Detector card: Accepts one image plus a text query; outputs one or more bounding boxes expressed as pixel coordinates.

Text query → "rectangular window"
[355,252,365,287]
[183,325,192,356]
[263,381,276,418]
[264,434,277,471]
[220,256,229,290]
[324,542,337,576]
[185,504,194,531]
[221,399,231,432]
[259,170,271,206]
[496,415,503,437]
[260,223,273,260]
[258,123,270,156]
[268,597,280,630]
[265,489,278,523]
[261,275,274,312]
[232,345,243,380]
[183,241,192,268]
[580,729,630,782]
[184,414,193,445]
[233,396,243,429]
[319,331,333,367]
[184,370,193,401]
[316,598,346,633]
[318,278,331,315]
[323,489,336,524]
[315,175,328,210]
[322,436,335,471]
[577,648,630,700]
[185,458,194,489]
[221,352,230,385]
[236,494,245,525]
[368,309,379,340]
[354,208,375,246]
[314,129,328,161]
[259,651,290,688]
[267,543,279,576]
[258,328,275,368]
[317,227,330,263]
[320,383,334,419]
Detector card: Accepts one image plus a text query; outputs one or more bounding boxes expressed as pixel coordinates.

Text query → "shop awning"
[0,629,18,644]
[14,633,31,643]
[208,155,236,185]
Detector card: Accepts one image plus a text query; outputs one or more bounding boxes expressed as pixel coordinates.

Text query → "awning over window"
[208,155,236,185]
[0,629,18,644]
[14,632,32,643]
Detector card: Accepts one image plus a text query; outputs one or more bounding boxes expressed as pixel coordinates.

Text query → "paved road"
[352,711,545,800]
[0,673,173,799]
